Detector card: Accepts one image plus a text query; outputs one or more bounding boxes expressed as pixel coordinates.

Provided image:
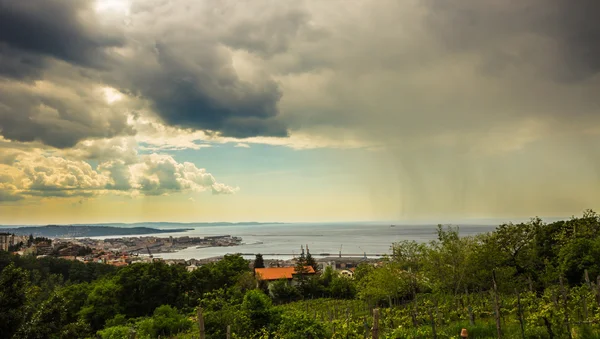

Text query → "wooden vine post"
[559,276,573,339]
[372,308,380,339]
[346,307,350,325]
[583,270,590,320]
[492,270,502,339]
[597,276,600,308]
[584,269,591,289]
[515,289,525,339]
[197,307,205,339]
[226,325,231,339]
[465,288,475,326]
[435,298,442,326]
[428,306,437,339]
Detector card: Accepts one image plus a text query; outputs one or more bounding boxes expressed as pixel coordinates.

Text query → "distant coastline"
[0,225,193,238]
[0,221,286,228]
[93,222,287,227]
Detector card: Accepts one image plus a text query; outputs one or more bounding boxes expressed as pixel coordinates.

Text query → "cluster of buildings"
[252,256,381,290]
[0,233,244,268]
[3,231,381,280]
[75,235,242,255]
[0,232,53,254]
[254,247,381,286]
[0,233,29,251]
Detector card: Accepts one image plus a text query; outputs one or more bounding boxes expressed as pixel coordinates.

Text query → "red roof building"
[255,266,316,281]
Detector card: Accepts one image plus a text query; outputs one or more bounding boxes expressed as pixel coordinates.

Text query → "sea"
[88,222,499,261]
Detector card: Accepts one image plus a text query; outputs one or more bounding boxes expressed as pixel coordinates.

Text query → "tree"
[329,274,357,299]
[0,263,30,337]
[559,237,600,284]
[305,250,318,273]
[270,279,301,303]
[237,271,258,293]
[114,261,188,317]
[294,254,308,276]
[16,291,69,339]
[424,225,474,294]
[242,290,278,331]
[79,278,124,331]
[294,255,310,293]
[254,253,265,269]
[134,305,193,338]
[201,288,252,338]
[320,265,335,288]
[357,264,412,306]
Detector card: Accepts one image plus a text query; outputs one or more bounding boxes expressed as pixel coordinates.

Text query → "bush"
[134,305,193,338]
[97,325,133,339]
[242,290,280,331]
[275,312,327,339]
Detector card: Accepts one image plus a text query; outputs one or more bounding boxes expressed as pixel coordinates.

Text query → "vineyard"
[276,283,600,338]
[3,212,600,338]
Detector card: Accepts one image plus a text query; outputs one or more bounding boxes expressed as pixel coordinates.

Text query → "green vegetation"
[254,254,265,269]
[1,210,600,338]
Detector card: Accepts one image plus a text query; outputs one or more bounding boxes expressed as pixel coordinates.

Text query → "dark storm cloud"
[141,52,287,138]
[109,0,297,138]
[0,0,290,142]
[551,0,600,82]
[220,9,313,58]
[0,44,47,81]
[108,37,288,138]
[0,0,132,148]
[424,0,600,82]
[0,78,134,148]
[0,0,124,74]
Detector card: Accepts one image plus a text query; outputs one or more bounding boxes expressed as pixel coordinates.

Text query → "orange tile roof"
[255,266,316,281]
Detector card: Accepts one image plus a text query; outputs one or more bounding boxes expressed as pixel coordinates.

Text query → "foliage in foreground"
[1,210,600,338]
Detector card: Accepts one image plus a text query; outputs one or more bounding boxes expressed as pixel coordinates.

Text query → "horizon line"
[0,215,577,227]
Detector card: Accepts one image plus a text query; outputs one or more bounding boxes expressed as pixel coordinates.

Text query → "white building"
[0,233,15,251]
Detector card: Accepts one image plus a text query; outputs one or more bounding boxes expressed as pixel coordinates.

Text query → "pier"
[237,253,387,257]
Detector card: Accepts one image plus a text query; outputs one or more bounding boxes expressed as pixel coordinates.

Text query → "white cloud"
[129,114,371,150]
[127,154,238,195]
[211,182,240,195]
[0,143,237,201]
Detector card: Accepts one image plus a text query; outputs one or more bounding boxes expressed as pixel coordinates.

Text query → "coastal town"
[1,231,379,275]
[0,232,243,267]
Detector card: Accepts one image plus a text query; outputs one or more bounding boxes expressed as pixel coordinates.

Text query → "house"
[0,233,15,251]
[34,241,54,255]
[255,266,316,286]
[339,269,354,278]
[109,261,128,267]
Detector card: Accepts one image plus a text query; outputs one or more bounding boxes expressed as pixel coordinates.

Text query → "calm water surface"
[133,223,498,260]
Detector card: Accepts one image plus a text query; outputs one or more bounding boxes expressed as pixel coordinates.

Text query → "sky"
[0,0,599,224]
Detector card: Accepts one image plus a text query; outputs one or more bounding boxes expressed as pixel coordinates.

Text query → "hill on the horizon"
[0,225,193,238]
